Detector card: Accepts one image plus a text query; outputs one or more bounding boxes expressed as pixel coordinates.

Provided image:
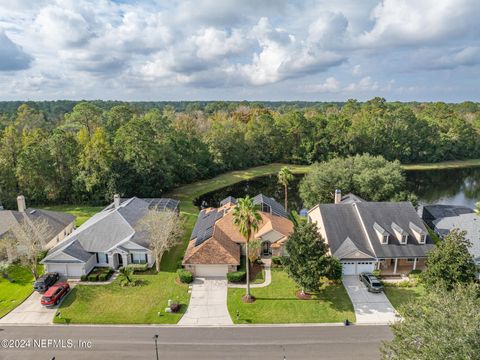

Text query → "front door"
[261,241,271,257]
[117,253,123,268]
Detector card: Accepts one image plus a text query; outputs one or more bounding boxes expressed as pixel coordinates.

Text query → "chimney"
[17,195,26,212]
[114,194,121,209]
[334,189,342,204]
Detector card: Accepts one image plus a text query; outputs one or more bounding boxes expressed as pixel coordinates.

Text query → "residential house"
[0,195,75,260]
[41,195,179,278]
[183,194,293,277]
[308,190,434,276]
[421,204,480,276]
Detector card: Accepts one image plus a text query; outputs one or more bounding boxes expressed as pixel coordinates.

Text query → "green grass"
[252,268,265,284]
[384,284,425,314]
[53,272,189,324]
[38,204,103,227]
[0,265,36,318]
[402,159,480,171]
[227,269,355,324]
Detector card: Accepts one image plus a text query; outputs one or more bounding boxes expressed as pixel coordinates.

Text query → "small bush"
[227,271,246,283]
[87,273,99,282]
[127,263,149,272]
[177,269,193,283]
[80,275,88,282]
[36,250,49,262]
[176,260,183,269]
[98,273,109,281]
[372,269,381,277]
[170,302,181,313]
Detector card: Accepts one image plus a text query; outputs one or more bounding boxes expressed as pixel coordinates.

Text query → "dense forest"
[0,98,479,208]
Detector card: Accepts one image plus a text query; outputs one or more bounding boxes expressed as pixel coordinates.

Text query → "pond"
[194,167,480,211]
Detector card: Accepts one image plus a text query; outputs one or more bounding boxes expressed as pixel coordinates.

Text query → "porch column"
[413,258,417,271]
[122,254,129,267]
[393,258,398,274]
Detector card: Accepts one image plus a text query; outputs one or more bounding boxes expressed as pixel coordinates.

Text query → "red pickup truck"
[40,282,70,307]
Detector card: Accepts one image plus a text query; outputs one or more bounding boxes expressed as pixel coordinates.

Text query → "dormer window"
[409,221,427,244]
[374,222,389,245]
[400,235,408,244]
[381,235,389,244]
[392,222,408,244]
[419,234,426,244]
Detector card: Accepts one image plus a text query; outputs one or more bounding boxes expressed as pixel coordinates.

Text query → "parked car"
[33,272,59,293]
[359,272,384,293]
[40,282,70,307]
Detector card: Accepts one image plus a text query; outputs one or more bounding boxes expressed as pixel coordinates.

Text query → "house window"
[262,203,271,213]
[381,235,389,244]
[130,252,147,264]
[96,252,108,264]
[419,235,426,244]
[400,235,408,244]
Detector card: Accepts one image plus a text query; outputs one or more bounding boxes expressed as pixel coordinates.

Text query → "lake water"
[194,167,480,211]
[195,167,480,211]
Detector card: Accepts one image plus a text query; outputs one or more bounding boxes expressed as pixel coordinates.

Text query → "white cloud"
[303,77,341,93]
[345,76,379,91]
[352,64,362,75]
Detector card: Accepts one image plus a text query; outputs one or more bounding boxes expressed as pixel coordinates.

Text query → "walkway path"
[178,277,232,326]
[342,276,398,325]
[228,266,272,288]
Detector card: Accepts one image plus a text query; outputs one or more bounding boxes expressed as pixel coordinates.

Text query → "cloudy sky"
[0,0,479,101]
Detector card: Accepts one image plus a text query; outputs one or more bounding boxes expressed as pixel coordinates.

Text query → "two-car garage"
[193,265,229,277]
[44,262,85,278]
[341,261,375,275]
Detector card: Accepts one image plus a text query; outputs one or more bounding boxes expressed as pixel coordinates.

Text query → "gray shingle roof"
[220,196,237,206]
[43,197,179,263]
[62,240,92,262]
[420,204,474,229]
[340,193,364,204]
[433,213,480,263]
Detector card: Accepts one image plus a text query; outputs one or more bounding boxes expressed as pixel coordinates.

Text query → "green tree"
[232,196,262,300]
[65,102,103,136]
[422,229,477,290]
[277,166,294,211]
[0,125,21,207]
[283,221,339,294]
[15,104,47,131]
[381,284,480,359]
[299,154,405,207]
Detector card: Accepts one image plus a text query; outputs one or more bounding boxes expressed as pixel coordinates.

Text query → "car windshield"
[371,281,382,287]
[42,297,51,302]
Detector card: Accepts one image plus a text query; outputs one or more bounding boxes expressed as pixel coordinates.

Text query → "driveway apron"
[178,277,232,326]
[0,291,59,324]
[342,276,398,325]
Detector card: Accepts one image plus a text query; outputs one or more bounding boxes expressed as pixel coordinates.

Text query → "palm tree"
[232,196,262,300]
[475,202,480,215]
[278,166,294,211]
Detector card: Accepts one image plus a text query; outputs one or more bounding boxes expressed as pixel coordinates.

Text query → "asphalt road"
[0,325,392,360]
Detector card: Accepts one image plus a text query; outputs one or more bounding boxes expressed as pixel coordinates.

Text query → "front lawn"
[54,272,189,324]
[384,284,425,315]
[227,269,355,324]
[38,204,104,227]
[0,265,37,318]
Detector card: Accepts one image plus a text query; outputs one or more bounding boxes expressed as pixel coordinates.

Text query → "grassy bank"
[402,159,480,171]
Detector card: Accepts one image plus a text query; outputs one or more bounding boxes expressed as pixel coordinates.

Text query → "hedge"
[227,271,246,283]
[177,269,193,283]
[87,273,99,281]
[271,256,285,267]
[126,263,149,272]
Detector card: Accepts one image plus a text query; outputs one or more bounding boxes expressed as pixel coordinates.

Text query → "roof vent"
[29,209,36,214]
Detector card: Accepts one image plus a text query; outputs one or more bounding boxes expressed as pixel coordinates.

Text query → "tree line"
[1,98,480,208]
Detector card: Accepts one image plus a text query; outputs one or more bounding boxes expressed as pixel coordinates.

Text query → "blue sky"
[0,0,479,102]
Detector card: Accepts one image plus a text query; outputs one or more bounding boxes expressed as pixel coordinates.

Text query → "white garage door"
[195,265,228,277]
[46,263,84,278]
[357,261,375,274]
[342,261,356,275]
[341,261,375,275]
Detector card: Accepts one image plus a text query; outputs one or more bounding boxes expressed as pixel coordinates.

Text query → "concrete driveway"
[342,276,398,325]
[0,291,59,324]
[178,277,233,326]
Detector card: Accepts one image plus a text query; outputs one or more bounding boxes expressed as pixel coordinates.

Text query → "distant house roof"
[219,196,237,206]
[42,197,179,263]
[433,213,480,263]
[340,193,365,204]
[312,198,434,260]
[253,194,288,218]
[0,208,75,244]
[419,204,474,229]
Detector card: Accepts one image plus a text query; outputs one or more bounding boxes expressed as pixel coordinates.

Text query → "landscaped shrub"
[177,269,193,283]
[87,273,99,281]
[170,302,181,313]
[98,273,109,281]
[372,269,381,277]
[127,263,149,272]
[36,250,49,262]
[227,271,246,283]
[271,256,285,267]
[80,275,88,281]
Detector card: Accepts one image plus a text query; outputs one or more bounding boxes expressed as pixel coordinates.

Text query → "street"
[0,325,391,359]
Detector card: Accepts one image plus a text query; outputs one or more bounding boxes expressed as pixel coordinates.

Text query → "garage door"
[46,263,84,278]
[195,265,228,277]
[341,261,375,275]
[342,261,356,275]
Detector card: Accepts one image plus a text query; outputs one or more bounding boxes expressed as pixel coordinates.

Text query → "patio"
[378,258,426,276]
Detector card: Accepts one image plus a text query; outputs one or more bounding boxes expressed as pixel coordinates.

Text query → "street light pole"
[153,334,159,360]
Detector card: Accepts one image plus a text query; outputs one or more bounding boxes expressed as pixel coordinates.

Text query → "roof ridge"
[351,203,377,258]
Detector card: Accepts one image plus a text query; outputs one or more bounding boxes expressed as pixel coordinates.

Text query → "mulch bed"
[295,290,312,300]
[242,294,256,303]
